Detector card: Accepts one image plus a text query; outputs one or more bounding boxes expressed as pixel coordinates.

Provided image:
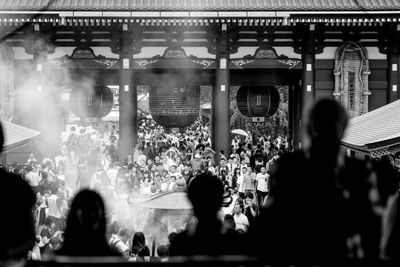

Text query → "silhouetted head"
[63,190,107,246]
[131,232,146,247]
[0,123,36,263]
[188,173,224,219]
[306,98,348,142]
[157,245,169,258]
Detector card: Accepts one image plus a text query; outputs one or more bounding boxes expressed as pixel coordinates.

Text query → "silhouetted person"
[129,232,150,261]
[169,173,242,256]
[0,122,36,267]
[250,98,352,263]
[55,189,121,257]
[381,190,400,260]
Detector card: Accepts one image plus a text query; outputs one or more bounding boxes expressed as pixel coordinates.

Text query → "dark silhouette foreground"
[0,123,36,267]
[169,173,243,256]
[55,189,121,257]
[250,99,353,263]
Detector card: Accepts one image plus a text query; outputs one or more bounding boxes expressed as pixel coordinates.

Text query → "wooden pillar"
[212,24,231,161]
[300,24,316,148]
[288,83,302,151]
[118,23,137,163]
[387,24,400,103]
[288,84,294,150]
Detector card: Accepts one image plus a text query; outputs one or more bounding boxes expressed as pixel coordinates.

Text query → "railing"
[26,256,400,267]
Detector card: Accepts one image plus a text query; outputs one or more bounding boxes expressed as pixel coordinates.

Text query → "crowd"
[2,99,400,266]
[3,109,286,262]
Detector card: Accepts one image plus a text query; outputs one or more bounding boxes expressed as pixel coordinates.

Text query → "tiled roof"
[342,100,400,149]
[1,120,40,152]
[0,0,399,11]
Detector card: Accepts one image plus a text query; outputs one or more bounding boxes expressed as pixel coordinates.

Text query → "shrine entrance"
[229,47,302,150]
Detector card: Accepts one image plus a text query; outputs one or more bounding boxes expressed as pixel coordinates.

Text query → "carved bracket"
[231,59,255,68]
[23,25,55,56]
[69,45,105,59]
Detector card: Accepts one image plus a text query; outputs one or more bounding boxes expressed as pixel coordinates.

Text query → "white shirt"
[107,168,119,187]
[25,171,40,187]
[233,213,249,232]
[256,172,269,192]
[236,175,245,193]
[47,194,61,218]
[109,235,129,254]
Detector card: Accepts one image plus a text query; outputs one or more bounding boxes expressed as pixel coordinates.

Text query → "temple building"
[0,1,399,161]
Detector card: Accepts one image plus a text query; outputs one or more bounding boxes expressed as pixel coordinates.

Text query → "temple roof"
[0,120,40,153]
[342,99,400,154]
[0,0,399,12]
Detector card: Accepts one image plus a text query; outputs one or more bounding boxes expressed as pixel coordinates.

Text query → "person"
[249,98,353,263]
[24,164,40,194]
[169,173,243,256]
[129,232,150,261]
[232,202,249,233]
[255,166,269,206]
[109,228,130,258]
[156,245,169,262]
[190,153,202,172]
[47,185,62,231]
[0,123,36,267]
[243,192,258,228]
[55,189,121,257]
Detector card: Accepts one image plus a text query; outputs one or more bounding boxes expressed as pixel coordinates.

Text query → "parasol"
[231,129,248,136]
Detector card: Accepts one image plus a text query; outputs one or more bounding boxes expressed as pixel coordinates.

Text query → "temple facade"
[0,1,399,160]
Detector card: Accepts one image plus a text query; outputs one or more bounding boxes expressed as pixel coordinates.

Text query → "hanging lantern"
[236,86,280,117]
[69,85,113,118]
[149,85,200,128]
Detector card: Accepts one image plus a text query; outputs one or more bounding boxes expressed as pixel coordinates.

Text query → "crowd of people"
[3,109,287,262]
[1,99,400,266]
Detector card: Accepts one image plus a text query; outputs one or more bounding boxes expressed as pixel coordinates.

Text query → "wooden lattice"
[371,148,390,158]
[334,41,371,117]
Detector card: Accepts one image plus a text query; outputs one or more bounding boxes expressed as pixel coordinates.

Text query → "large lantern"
[236,86,280,117]
[149,85,200,128]
[69,85,113,118]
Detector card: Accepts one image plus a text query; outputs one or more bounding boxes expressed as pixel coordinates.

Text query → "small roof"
[0,0,398,11]
[131,191,192,210]
[1,120,40,153]
[342,99,400,152]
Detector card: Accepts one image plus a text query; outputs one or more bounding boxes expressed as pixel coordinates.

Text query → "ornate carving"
[334,41,371,117]
[190,59,214,69]
[276,59,301,69]
[255,48,278,59]
[51,57,71,68]
[134,59,160,69]
[93,59,118,69]
[23,31,55,56]
[70,45,104,59]
[231,59,255,69]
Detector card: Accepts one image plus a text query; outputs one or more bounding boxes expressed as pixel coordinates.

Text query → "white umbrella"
[231,129,248,136]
